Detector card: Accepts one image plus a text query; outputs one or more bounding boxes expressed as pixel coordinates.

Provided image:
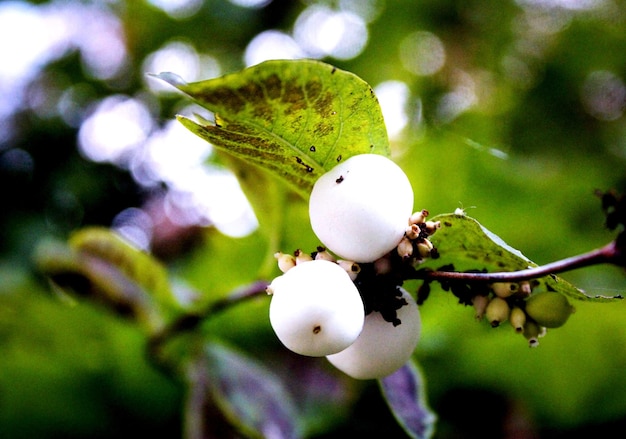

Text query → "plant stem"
[416,241,621,283]
[148,280,269,363]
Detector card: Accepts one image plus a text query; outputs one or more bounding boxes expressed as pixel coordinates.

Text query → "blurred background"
[1,0,625,438]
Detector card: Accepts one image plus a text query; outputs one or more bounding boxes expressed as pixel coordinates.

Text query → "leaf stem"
[416,241,621,283]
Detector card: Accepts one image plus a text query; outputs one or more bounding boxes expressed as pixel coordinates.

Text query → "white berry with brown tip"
[309,154,414,263]
[326,287,421,379]
[268,260,365,357]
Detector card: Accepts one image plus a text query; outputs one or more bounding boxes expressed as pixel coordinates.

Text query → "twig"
[414,241,621,283]
[147,280,269,365]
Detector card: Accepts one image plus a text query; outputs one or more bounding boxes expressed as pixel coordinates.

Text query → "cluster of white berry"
[266,154,436,380]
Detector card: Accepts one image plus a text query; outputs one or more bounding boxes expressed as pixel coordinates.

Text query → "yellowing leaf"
[154,59,390,198]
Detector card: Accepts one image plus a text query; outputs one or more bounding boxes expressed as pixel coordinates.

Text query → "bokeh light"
[293,4,368,60]
[244,30,305,66]
[581,70,626,122]
[78,95,154,165]
[399,31,446,76]
[374,80,411,139]
[147,0,204,20]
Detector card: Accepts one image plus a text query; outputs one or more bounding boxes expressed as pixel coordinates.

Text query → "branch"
[415,241,623,283]
[147,280,269,365]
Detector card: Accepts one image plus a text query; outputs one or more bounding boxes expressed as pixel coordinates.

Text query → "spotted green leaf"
[154,59,390,198]
[426,213,622,302]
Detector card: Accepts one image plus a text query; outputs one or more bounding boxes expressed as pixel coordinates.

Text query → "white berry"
[268,260,365,357]
[326,287,421,379]
[309,154,414,263]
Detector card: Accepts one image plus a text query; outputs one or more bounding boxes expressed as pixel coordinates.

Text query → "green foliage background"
[1,0,626,438]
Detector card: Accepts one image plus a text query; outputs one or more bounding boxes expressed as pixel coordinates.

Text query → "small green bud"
[424,220,441,235]
[405,223,420,240]
[509,307,526,333]
[337,259,361,281]
[522,319,543,347]
[409,209,428,225]
[472,294,489,321]
[274,252,296,273]
[294,249,313,265]
[491,282,519,298]
[485,296,510,327]
[397,236,413,259]
[524,291,575,328]
[314,247,336,262]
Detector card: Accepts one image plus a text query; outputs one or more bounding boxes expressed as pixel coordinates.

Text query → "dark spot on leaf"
[196,87,246,113]
[282,79,307,115]
[331,67,337,74]
[252,103,273,124]
[337,155,342,162]
[314,121,334,136]
[444,221,452,227]
[310,145,316,152]
[295,156,314,173]
[314,91,334,117]
[237,81,264,104]
[305,80,323,101]
[262,73,282,100]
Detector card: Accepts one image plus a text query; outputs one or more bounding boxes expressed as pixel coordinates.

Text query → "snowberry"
[309,154,414,263]
[268,260,365,357]
[326,288,421,379]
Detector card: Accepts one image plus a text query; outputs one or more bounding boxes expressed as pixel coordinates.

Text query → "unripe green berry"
[337,259,361,281]
[294,248,313,264]
[274,252,296,273]
[509,306,526,333]
[491,282,518,298]
[485,296,510,327]
[269,260,365,357]
[397,236,413,259]
[472,294,489,321]
[326,288,421,380]
[524,291,575,328]
[522,319,542,347]
[309,154,414,263]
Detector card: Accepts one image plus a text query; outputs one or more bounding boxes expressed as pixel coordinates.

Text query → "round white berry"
[309,154,414,263]
[326,287,421,379]
[268,260,365,357]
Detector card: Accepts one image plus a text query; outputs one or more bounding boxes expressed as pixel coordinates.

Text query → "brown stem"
[147,280,269,364]
[416,241,621,283]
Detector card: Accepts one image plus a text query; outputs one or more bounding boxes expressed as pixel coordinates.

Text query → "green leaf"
[154,59,390,198]
[425,213,621,302]
[379,359,436,439]
[201,341,301,439]
[68,227,180,311]
[34,228,181,332]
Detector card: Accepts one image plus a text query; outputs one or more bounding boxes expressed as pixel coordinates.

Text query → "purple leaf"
[379,359,436,439]
[203,342,300,439]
